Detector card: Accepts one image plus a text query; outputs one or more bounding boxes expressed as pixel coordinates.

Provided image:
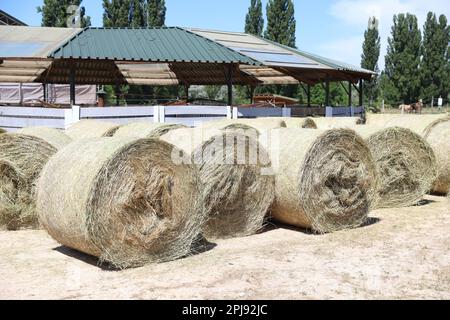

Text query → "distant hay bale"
[113,122,187,139]
[37,137,205,269]
[356,126,438,208]
[201,118,286,134]
[280,117,317,129]
[312,117,363,129]
[260,128,377,233]
[65,120,120,140]
[161,127,275,239]
[0,128,6,134]
[0,127,71,230]
[423,117,450,195]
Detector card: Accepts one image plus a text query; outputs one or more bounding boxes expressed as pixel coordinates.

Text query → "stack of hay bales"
[355,126,437,208]
[161,126,275,239]
[65,119,120,140]
[280,117,317,129]
[113,122,186,139]
[0,127,71,230]
[312,117,363,129]
[260,128,377,233]
[37,137,205,269]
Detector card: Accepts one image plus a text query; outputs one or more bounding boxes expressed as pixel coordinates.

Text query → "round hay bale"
[312,117,363,129]
[260,128,377,233]
[201,118,286,134]
[0,128,6,134]
[37,137,205,269]
[280,117,317,129]
[355,126,438,208]
[161,127,275,239]
[0,127,71,230]
[113,122,187,139]
[65,120,120,140]
[423,117,450,194]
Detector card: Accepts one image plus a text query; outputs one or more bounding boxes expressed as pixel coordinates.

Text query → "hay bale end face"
[0,127,71,230]
[65,120,120,140]
[113,122,187,139]
[161,127,275,239]
[37,137,205,269]
[423,117,450,195]
[262,128,377,233]
[356,126,438,208]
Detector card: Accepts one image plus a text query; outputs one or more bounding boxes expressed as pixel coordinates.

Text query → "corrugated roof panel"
[51,27,260,65]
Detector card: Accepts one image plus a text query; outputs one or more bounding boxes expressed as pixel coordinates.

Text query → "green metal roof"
[50,27,260,65]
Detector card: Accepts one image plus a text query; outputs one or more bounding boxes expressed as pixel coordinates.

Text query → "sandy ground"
[0,195,449,300]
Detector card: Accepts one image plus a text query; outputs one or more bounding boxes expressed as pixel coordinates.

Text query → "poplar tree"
[245,0,264,36]
[38,0,91,28]
[361,16,380,105]
[265,0,296,48]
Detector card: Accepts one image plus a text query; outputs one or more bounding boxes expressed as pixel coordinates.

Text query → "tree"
[361,16,380,106]
[420,12,450,103]
[245,0,264,36]
[103,0,146,28]
[385,13,422,104]
[38,0,91,28]
[147,0,166,27]
[265,0,296,48]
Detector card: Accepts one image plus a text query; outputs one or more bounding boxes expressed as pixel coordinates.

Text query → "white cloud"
[320,0,450,68]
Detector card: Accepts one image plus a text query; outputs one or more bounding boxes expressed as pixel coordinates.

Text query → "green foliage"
[38,0,91,27]
[385,13,422,104]
[420,12,450,102]
[245,0,264,36]
[265,0,296,48]
[147,0,166,27]
[361,17,380,105]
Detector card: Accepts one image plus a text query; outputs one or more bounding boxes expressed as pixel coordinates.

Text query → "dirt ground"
[0,195,449,300]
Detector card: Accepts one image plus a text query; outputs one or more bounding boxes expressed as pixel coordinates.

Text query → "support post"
[115,82,120,106]
[307,84,311,107]
[359,79,364,107]
[69,66,76,106]
[226,65,233,106]
[348,81,352,107]
[250,85,255,104]
[42,83,47,103]
[184,84,190,102]
[325,80,330,107]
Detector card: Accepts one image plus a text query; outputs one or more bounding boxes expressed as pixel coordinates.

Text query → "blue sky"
[1,0,449,68]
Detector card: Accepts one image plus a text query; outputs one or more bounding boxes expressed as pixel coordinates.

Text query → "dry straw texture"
[312,117,363,129]
[201,118,286,134]
[280,117,317,129]
[260,128,377,233]
[65,120,120,140]
[356,126,437,208]
[161,127,275,239]
[423,117,450,194]
[366,114,449,195]
[37,137,205,269]
[0,127,71,230]
[113,122,187,139]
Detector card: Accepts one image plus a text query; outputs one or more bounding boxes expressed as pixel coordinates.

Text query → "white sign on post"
[438,97,443,107]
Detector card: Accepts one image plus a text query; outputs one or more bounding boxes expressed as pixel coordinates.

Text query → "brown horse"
[411,100,423,114]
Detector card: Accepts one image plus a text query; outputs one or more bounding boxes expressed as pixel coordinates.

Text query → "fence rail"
[0,105,363,131]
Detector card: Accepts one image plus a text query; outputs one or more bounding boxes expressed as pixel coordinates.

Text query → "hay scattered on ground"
[280,117,317,129]
[37,137,205,269]
[356,126,438,208]
[0,127,71,230]
[260,128,377,233]
[312,117,363,129]
[65,120,120,140]
[423,116,450,195]
[161,127,275,239]
[113,122,187,139]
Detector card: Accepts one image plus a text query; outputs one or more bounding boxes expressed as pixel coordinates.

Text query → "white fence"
[0,105,362,131]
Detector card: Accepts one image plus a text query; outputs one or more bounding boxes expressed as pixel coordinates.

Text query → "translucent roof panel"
[0,26,82,58]
[230,47,319,67]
